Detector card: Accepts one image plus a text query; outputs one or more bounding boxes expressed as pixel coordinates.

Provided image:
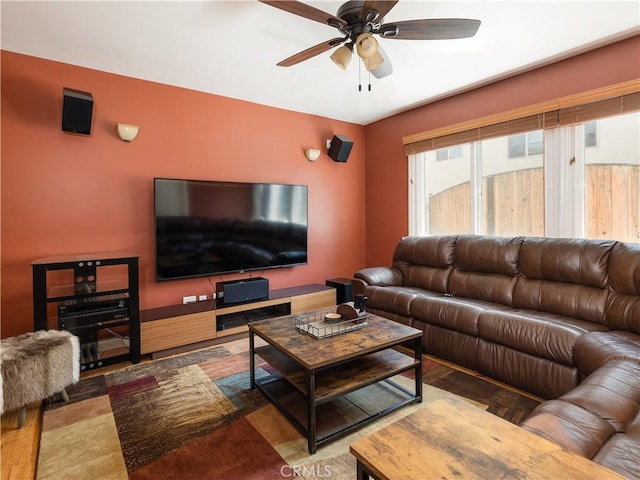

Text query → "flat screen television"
[154,178,308,281]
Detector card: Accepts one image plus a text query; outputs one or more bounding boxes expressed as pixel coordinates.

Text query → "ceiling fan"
[258,0,481,79]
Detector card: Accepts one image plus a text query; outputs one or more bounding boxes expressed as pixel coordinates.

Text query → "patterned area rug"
[38,338,539,480]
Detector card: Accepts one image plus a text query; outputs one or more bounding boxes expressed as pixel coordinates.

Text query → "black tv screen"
[154,178,308,281]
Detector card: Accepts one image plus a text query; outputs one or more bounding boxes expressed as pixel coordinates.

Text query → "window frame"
[403,80,639,155]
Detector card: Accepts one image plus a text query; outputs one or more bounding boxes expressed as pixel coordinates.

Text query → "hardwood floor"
[1,402,41,480]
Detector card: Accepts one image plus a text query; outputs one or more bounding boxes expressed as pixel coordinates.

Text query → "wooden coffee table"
[249,311,422,454]
[349,395,624,479]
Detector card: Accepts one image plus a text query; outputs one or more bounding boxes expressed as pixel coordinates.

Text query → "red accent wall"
[2,36,639,337]
[1,51,366,338]
[364,35,640,267]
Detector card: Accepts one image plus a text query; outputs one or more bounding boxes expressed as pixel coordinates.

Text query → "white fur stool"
[1,330,80,428]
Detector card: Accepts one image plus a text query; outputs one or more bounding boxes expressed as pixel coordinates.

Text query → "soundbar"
[216,277,269,306]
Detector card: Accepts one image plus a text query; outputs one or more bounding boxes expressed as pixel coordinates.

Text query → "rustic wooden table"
[349,395,624,480]
[249,311,423,453]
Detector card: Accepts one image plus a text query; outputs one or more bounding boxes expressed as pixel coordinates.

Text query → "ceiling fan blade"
[371,46,393,79]
[259,0,347,28]
[277,37,345,67]
[382,19,481,40]
[360,0,399,23]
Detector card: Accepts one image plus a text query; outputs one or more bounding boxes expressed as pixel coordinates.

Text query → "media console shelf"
[139,283,336,355]
[32,252,140,371]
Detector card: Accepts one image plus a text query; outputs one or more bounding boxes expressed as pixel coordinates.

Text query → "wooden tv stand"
[139,284,335,355]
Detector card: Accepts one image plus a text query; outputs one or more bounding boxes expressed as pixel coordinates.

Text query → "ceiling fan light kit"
[330,45,353,70]
[259,0,481,82]
[355,33,378,59]
[364,51,384,72]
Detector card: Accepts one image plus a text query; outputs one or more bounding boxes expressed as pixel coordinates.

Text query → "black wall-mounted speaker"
[62,87,94,135]
[328,134,353,163]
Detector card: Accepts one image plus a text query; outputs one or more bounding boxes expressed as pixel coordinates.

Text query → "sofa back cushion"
[448,235,524,306]
[513,237,614,323]
[605,241,640,334]
[393,235,457,293]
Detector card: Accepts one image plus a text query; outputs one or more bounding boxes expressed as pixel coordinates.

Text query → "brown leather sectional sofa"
[353,235,640,478]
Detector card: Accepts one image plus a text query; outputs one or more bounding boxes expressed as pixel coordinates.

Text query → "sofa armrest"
[354,267,403,288]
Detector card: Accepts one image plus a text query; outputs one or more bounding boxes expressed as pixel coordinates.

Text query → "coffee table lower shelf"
[255,372,419,453]
[252,344,422,453]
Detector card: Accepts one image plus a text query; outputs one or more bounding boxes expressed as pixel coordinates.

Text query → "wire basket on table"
[295,309,369,339]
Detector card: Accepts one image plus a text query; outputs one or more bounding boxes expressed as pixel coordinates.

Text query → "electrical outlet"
[198,294,207,301]
[212,292,217,300]
[182,295,197,304]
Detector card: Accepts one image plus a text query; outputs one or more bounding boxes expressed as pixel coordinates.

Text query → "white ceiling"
[2,1,639,125]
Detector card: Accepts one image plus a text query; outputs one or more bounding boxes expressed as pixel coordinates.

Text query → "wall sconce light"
[117,123,139,142]
[304,148,321,162]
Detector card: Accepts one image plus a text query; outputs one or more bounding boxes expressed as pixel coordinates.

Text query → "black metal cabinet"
[32,253,140,371]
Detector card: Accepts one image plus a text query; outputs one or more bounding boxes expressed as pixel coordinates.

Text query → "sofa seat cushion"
[364,286,435,317]
[477,309,609,366]
[411,296,511,337]
[520,360,640,479]
[574,330,640,376]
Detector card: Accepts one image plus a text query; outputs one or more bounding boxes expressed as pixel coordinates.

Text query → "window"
[481,135,544,236]
[407,87,639,241]
[507,134,525,158]
[409,145,472,235]
[436,146,463,161]
[584,112,639,241]
[585,121,598,147]
[508,131,543,158]
[409,111,640,242]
